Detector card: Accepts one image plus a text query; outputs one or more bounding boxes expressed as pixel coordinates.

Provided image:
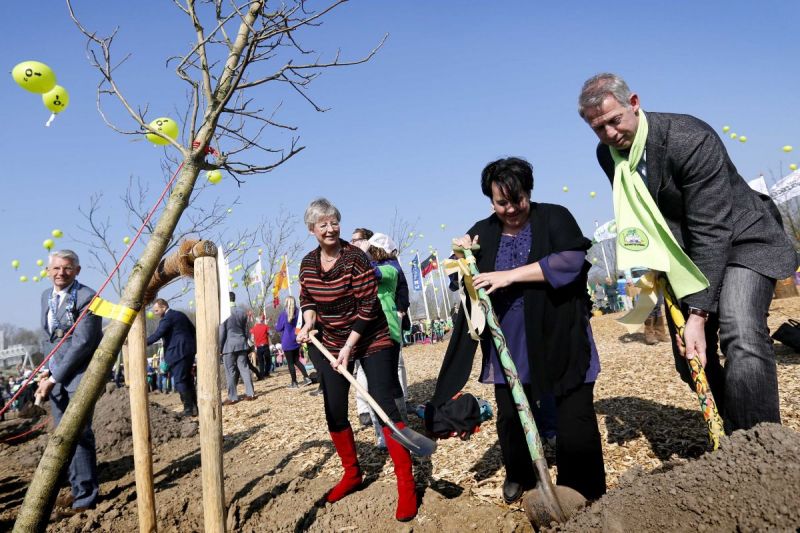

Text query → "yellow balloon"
[207,170,223,184]
[12,61,56,94]
[123,236,131,244]
[562,186,569,192]
[783,145,794,153]
[51,229,63,238]
[40,269,48,278]
[42,85,69,113]
[791,164,798,171]
[146,311,155,319]
[36,259,44,267]
[32,276,40,282]
[11,260,20,269]
[730,133,738,140]
[722,125,731,133]
[739,136,747,143]
[43,239,54,250]
[19,275,28,282]
[590,191,597,198]
[145,117,179,145]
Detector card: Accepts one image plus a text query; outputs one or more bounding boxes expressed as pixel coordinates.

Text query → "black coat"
[431,202,593,405]
[597,112,797,312]
[146,309,197,365]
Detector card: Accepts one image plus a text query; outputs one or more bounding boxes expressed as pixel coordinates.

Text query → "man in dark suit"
[219,292,255,404]
[579,73,798,432]
[36,250,102,513]
[146,298,197,416]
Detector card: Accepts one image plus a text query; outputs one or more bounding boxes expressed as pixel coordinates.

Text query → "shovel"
[659,279,725,450]
[307,332,437,457]
[454,245,586,528]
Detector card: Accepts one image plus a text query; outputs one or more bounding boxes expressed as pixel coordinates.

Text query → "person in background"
[147,298,198,416]
[219,292,256,404]
[276,296,313,389]
[250,315,272,379]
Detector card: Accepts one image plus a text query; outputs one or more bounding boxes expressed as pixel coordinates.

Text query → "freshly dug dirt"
[93,385,198,459]
[547,423,800,532]
[1,296,800,531]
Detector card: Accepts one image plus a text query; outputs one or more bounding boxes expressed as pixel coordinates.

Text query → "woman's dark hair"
[368,245,396,262]
[480,157,533,204]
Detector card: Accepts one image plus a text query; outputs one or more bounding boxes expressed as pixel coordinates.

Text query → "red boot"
[383,423,418,521]
[327,427,363,503]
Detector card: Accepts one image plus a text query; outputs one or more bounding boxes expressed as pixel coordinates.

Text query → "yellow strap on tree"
[617,270,659,333]
[88,296,138,325]
[443,256,485,340]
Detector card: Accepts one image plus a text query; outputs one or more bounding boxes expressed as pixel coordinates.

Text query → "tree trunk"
[13,159,201,532]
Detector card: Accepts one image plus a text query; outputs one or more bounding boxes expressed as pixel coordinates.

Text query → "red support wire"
[0,159,188,419]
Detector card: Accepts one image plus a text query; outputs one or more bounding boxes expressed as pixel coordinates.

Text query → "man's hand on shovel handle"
[676,314,707,367]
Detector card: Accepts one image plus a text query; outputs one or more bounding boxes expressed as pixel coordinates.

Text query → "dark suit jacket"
[597,111,797,312]
[146,308,196,365]
[219,307,250,354]
[40,281,103,392]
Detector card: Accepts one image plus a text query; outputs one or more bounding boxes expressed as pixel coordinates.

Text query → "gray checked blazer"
[597,111,797,312]
[40,281,103,392]
[219,306,250,355]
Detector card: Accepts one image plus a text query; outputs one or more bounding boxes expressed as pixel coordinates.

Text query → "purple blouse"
[479,225,601,385]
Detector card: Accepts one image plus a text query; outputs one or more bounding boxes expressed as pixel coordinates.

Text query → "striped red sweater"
[299,241,391,358]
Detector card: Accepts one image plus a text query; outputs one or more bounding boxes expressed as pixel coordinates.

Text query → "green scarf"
[611,111,708,300]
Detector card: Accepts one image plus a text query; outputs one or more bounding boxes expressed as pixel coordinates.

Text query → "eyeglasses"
[315,221,340,231]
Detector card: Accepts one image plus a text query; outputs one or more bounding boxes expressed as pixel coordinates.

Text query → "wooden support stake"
[128,311,157,532]
[194,255,226,532]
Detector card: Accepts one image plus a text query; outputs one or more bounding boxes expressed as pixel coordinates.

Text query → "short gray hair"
[304,198,341,230]
[578,73,633,119]
[48,249,80,266]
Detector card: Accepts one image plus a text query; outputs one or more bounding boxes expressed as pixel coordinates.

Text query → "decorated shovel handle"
[453,244,544,462]
[660,280,725,450]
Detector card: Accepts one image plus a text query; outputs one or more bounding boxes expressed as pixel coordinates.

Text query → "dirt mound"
[93,386,198,458]
[548,423,800,532]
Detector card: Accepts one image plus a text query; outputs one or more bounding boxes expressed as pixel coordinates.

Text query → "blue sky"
[3,1,799,328]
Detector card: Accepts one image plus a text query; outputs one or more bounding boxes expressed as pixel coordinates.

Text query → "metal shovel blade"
[388,421,437,457]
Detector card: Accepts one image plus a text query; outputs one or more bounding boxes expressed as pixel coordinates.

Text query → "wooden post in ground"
[128,310,157,532]
[194,250,226,533]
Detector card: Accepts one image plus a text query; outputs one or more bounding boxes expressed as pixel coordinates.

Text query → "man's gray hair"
[48,249,80,266]
[578,73,633,118]
[304,198,341,230]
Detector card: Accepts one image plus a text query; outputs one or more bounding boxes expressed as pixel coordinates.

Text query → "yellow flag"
[272,256,289,300]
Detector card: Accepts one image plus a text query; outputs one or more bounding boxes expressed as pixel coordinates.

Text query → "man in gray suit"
[36,250,102,513]
[219,292,255,404]
[579,73,797,432]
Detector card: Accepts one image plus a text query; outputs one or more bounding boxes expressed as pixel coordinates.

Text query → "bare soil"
[1,296,800,532]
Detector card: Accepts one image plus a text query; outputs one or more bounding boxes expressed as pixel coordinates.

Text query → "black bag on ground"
[424,392,482,441]
[771,319,800,352]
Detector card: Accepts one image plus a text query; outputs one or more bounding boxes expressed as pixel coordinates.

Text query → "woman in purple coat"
[276,296,312,388]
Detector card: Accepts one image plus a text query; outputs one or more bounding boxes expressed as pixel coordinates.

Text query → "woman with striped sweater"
[296,198,417,522]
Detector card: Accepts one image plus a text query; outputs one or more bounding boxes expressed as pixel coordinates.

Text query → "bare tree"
[74,175,237,298]
[388,207,420,256]
[14,2,384,529]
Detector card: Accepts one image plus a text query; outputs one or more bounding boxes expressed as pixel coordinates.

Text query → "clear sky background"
[2,1,799,329]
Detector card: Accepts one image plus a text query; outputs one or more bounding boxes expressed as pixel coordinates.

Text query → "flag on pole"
[410,256,423,292]
[420,254,439,277]
[216,242,232,323]
[272,255,289,307]
[246,257,263,287]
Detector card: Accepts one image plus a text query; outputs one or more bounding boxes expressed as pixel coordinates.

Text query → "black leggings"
[495,381,606,501]
[308,344,401,432]
[285,348,309,384]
